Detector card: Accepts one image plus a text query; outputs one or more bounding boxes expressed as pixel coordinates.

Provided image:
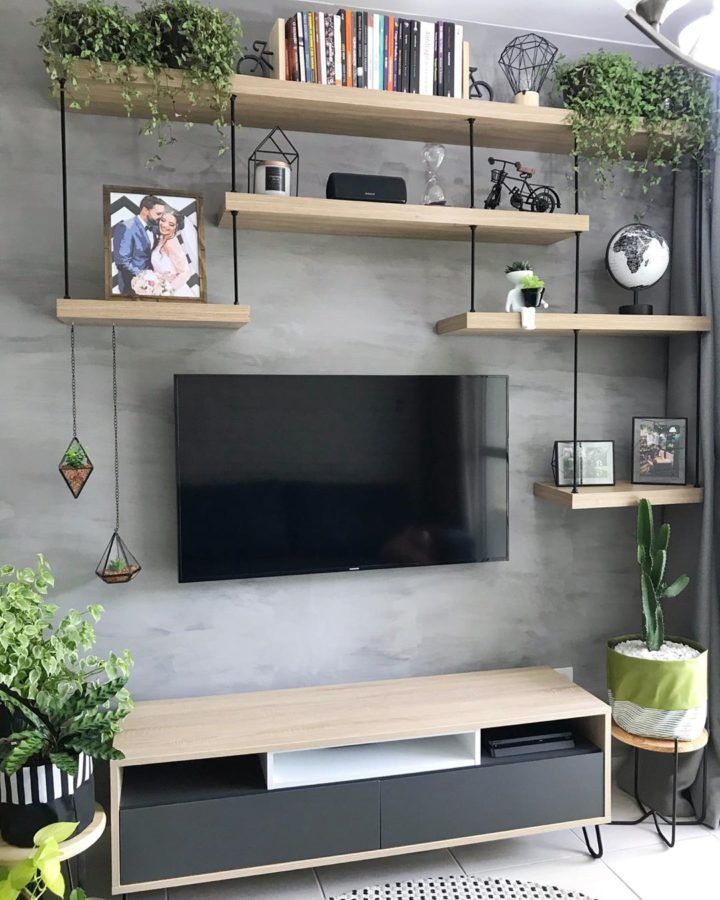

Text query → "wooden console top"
[115,667,608,766]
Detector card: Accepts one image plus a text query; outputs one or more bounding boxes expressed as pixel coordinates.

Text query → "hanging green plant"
[554,51,714,195]
[34,0,242,161]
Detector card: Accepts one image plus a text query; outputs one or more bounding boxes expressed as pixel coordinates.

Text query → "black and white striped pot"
[0,752,95,847]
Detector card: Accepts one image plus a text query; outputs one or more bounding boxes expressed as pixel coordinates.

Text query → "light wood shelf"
[0,805,106,864]
[533,481,704,510]
[66,62,656,155]
[219,194,589,244]
[436,312,711,336]
[56,299,250,329]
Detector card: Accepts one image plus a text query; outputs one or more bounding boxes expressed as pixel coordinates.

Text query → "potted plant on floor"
[0,556,133,847]
[0,821,87,900]
[607,499,708,740]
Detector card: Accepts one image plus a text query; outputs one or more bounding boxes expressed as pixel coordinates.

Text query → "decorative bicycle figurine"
[468,67,494,101]
[483,157,560,213]
[236,40,274,77]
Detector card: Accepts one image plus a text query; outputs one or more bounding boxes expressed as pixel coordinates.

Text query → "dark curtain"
[665,80,719,826]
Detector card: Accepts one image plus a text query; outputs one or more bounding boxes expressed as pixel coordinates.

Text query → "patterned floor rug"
[328,874,597,900]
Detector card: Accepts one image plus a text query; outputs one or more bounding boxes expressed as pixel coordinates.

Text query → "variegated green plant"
[0,821,87,900]
[0,556,133,777]
[636,499,690,652]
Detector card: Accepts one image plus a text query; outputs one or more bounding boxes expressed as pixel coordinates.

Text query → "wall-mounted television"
[175,375,508,582]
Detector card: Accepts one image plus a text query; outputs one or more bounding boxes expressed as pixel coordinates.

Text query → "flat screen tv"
[175,375,508,582]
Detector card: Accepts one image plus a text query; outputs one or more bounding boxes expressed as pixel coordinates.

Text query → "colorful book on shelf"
[271,12,469,97]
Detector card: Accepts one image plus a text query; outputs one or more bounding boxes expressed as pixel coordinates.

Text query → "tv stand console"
[110,667,610,894]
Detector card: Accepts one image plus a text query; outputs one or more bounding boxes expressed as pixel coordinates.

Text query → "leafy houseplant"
[35,0,242,160]
[555,51,714,194]
[504,260,532,274]
[0,822,87,900]
[606,499,708,740]
[520,274,545,308]
[0,556,133,846]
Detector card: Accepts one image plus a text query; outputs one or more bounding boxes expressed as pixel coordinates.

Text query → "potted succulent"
[58,439,93,499]
[520,274,545,307]
[607,499,707,740]
[0,821,87,900]
[100,555,140,584]
[0,556,133,846]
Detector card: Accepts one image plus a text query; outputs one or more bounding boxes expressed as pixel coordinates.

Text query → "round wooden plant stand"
[0,804,106,891]
[611,723,709,847]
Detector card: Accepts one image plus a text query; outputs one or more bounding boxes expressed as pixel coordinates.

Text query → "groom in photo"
[112,195,165,294]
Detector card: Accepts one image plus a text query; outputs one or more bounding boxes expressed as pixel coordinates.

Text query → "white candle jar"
[254,160,292,196]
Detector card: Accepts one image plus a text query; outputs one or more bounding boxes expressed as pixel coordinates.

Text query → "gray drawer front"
[120,780,380,884]
[380,753,604,848]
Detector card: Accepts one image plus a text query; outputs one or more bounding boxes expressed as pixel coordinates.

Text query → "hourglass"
[423,143,447,206]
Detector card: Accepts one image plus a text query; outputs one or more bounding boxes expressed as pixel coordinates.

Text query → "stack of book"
[282,11,469,97]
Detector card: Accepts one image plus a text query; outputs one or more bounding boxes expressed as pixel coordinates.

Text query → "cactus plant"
[636,498,690,651]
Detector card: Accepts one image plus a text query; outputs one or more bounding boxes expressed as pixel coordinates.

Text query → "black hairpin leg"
[581,824,604,859]
[612,740,709,847]
[65,858,75,892]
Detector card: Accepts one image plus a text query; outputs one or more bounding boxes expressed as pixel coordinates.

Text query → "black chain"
[70,323,77,439]
[112,325,120,533]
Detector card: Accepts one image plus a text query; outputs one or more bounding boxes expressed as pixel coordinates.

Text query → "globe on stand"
[605,223,670,315]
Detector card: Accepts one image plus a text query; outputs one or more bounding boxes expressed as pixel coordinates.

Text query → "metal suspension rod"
[572,148,581,492]
[469,225,477,312]
[467,118,476,208]
[59,78,70,299]
[230,94,239,306]
[694,160,702,486]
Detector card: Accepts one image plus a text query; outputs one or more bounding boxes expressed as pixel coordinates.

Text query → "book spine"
[383,16,389,91]
[369,13,376,90]
[409,20,420,94]
[433,22,439,95]
[299,12,308,83]
[400,19,410,92]
[453,24,463,98]
[387,17,395,91]
[362,12,368,89]
[437,22,444,96]
[418,20,434,96]
[306,12,316,83]
[354,11,362,86]
[284,18,294,81]
[462,39,470,99]
[324,12,335,85]
[444,22,453,96]
[318,12,327,84]
[334,15,342,86]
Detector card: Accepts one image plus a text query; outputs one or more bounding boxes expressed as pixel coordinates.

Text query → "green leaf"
[49,752,78,776]
[663,574,690,598]
[34,821,78,846]
[7,860,35,891]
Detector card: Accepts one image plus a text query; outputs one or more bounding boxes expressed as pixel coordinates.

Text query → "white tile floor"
[170,783,718,900]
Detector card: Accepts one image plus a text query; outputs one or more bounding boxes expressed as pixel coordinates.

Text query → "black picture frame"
[551,440,615,487]
[631,417,688,485]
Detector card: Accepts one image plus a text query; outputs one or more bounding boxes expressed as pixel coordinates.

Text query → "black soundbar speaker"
[326,172,407,204]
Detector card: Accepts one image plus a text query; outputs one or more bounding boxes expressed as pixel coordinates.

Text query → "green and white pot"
[607,635,708,741]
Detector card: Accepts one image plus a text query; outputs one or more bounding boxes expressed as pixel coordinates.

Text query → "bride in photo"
[151,209,191,296]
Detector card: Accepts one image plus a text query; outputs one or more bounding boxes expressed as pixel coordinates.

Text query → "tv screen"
[175,375,508,582]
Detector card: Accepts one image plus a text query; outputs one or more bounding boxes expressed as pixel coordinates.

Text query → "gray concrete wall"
[1,1,671,703]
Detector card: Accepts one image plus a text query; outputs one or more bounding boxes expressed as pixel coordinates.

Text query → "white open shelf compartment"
[260,730,481,790]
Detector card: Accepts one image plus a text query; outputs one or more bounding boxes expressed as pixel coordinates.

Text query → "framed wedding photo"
[632,417,687,485]
[551,440,615,487]
[103,186,206,302]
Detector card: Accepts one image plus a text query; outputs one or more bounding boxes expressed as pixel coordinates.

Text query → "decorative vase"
[0,752,95,847]
[607,635,708,741]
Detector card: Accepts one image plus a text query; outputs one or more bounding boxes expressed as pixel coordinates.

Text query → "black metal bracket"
[581,824,604,859]
[611,739,709,848]
[59,78,70,300]
[694,159,703,487]
[230,94,239,306]
[469,225,477,312]
[468,118,476,208]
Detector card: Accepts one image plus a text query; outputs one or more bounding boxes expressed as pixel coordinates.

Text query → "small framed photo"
[632,417,687,485]
[552,440,615,487]
[103,186,206,302]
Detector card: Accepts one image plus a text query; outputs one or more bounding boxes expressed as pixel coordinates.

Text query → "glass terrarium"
[96,531,142,584]
[58,437,94,498]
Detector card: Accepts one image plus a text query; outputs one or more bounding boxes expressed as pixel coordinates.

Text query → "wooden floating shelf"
[66,63,657,156]
[56,299,250,329]
[219,194,588,244]
[436,312,711,336]
[533,481,703,510]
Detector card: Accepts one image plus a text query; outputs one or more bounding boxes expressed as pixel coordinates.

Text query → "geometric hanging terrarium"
[96,326,141,585]
[58,435,94,498]
[59,324,93,498]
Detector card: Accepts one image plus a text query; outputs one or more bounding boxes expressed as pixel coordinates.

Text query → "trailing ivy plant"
[555,51,714,196]
[34,0,242,161]
[0,556,133,777]
[0,822,87,900]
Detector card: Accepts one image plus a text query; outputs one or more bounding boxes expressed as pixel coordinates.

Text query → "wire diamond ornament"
[498,32,558,99]
[59,437,94,498]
